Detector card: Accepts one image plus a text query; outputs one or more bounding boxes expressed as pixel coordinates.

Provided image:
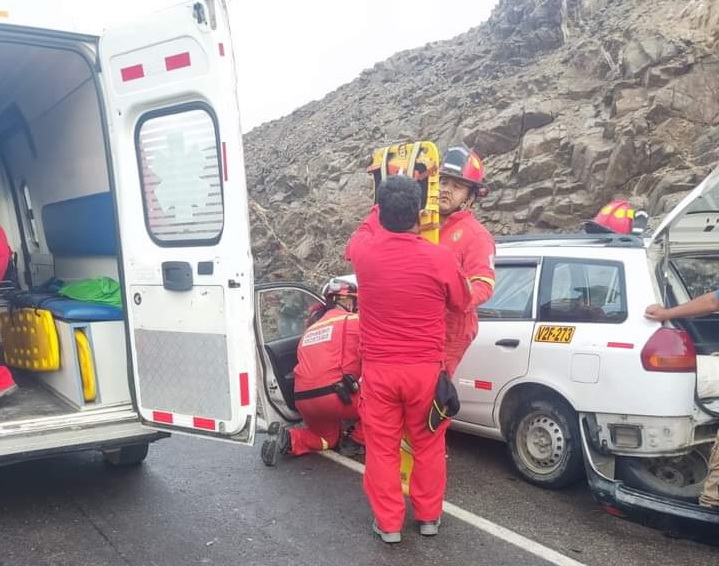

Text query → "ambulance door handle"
[495,339,520,348]
[162,261,193,291]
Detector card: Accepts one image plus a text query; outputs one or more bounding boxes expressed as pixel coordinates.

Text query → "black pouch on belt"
[341,373,360,393]
[334,381,352,405]
[428,370,460,432]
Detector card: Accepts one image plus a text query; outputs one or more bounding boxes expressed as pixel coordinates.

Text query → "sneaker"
[372,521,401,544]
[260,423,291,467]
[0,367,17,399]
[417,518,441,536]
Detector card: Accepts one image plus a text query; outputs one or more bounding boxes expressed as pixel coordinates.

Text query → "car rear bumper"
[580,417,719,544]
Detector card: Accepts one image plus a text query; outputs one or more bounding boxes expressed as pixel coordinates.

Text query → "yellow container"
[0,308,60,371]
[74,329,97,402]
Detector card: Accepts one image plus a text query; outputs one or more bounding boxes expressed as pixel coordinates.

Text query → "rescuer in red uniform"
[0,227,16,399]
[437,143,496,377]
[345,175,471,543]
[261,278,363,466]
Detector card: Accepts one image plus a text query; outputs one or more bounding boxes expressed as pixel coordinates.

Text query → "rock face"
[244,0,719,287]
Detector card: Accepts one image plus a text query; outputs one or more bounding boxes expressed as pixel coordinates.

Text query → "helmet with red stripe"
[439,143,487,197]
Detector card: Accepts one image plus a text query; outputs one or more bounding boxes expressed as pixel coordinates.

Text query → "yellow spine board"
[399,437,414,495]
[368,141,445,493]
[369,141,441,243]
[74,329,97,402]
[0,308,60,371]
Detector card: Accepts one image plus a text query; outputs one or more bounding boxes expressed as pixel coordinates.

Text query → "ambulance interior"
[0,33,130,427]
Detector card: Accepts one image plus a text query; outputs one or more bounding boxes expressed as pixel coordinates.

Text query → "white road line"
[321,450,587,566]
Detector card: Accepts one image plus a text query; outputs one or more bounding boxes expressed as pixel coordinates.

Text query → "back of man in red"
[346,175,470,542]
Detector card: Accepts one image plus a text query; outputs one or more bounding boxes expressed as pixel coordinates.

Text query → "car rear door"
[99,1,258,443]
[454,257,538,427]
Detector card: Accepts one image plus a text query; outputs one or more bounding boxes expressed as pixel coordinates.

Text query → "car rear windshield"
[672,256,719,299]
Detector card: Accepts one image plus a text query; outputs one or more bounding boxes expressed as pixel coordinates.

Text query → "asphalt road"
[0,430,717,566]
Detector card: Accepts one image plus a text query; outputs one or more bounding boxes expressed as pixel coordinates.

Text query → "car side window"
[257,288,323,342]
[538,258,627,323]
[477,265,536,319]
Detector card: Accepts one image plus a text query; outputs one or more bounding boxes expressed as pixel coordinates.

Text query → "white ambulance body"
[0,1,261,466]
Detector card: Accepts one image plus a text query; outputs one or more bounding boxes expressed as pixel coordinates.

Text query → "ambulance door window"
[135,104,223,246]
[19,181,39,247]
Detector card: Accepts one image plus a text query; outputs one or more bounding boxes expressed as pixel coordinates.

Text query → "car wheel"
[103,442,150,467]
[615,449,708,502]
[508,397,584,489]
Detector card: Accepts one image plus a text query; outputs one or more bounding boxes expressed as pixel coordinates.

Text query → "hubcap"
[517,411,566,475]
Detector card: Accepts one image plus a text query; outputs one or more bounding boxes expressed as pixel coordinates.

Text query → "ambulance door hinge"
[228,279,241,289]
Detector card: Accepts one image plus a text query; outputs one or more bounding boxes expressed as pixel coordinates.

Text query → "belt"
[294,383,340,401]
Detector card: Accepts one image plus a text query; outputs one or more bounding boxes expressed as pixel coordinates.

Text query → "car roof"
[496,233,644,249]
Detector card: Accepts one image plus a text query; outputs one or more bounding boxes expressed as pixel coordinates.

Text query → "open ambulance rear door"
[99,1,258,443]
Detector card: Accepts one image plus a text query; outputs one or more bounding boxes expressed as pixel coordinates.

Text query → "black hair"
[377,175,421,233]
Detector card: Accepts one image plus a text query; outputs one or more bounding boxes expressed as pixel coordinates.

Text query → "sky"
[2,0,498,131]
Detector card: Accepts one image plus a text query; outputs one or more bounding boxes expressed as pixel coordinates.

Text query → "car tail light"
[640,328,696,372]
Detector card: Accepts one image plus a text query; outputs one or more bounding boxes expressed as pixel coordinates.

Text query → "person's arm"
[345,205,380,262]
[645,290,719,321]
[440,252,472,314]
[463,229,496,308]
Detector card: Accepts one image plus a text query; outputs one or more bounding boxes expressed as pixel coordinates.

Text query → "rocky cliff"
[243,0,719,287]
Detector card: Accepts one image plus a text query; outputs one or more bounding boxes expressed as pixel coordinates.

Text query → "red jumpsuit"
[439,210,495,376]
[290,308,363,456]
[346,207,471,533]
[0,227,15,397]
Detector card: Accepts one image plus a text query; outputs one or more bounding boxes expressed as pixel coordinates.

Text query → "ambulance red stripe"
[121,64,145,82]
[165,52,191,71]
[152,410,173,424]
[193,417,216,430]
[239,372,250,406]
[222,142,228,181]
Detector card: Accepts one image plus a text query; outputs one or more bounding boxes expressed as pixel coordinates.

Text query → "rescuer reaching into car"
[345,174,471,543]
[261,277,364,466]
[437,143,496,376]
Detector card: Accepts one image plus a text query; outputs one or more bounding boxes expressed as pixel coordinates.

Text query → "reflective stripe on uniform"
[468,275,495,288]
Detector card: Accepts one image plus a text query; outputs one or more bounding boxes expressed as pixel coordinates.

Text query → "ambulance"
[0,1,266,467]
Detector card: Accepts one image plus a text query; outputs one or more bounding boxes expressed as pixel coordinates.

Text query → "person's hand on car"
[644,304,669,321]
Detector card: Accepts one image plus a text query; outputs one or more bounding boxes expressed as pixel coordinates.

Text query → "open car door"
[254,283,323,425]
[99,1,258,443]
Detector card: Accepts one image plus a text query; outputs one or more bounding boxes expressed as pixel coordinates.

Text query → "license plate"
[534,325,576,344]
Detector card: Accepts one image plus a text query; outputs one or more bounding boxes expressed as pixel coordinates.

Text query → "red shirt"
[345,207,471,364]
[439,210,496,342]
[293,307,361,392]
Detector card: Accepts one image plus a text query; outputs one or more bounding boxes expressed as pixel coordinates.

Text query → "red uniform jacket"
[0,227,10,282]
[345,207,471,365]
[439,210,496,344]
[293,307,361,393]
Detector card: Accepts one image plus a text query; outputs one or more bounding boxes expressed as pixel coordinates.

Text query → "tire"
[508,397,584,489]
[103,442,150,467]
[615,449,708,502]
